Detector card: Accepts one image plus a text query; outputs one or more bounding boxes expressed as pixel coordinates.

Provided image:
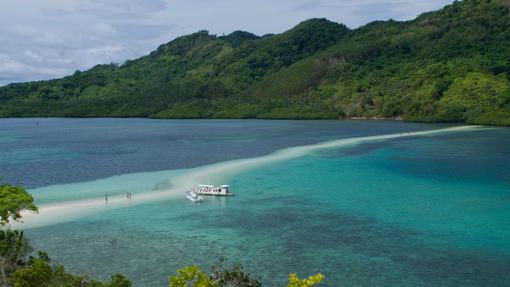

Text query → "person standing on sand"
[105,195,108,204]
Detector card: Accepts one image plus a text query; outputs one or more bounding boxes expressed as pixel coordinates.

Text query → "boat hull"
[185,192,203,202]
[197,193,234,197]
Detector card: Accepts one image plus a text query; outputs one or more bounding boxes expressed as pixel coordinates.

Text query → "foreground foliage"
[169,266,216,287]
[287,274,325,287]
[0,0,509,125]
[210,258,262,287]
[168,264,324,287]
[0,229,31,286]
[0,182,38,225]
[0,181,324,286]
[1,235,132,287]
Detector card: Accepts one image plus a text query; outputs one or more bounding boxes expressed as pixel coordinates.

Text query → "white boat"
[191,184,234,196]
[185,191,204,202]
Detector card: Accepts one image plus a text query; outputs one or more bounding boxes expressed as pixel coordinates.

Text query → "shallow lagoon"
[1,119,510,286]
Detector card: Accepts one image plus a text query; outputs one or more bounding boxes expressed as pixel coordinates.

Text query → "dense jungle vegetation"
[0,0,509,125]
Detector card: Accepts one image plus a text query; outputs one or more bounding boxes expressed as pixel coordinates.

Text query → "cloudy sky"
[0,0,453,86]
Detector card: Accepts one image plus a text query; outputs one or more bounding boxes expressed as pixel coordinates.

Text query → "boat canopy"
[198,184,215,188]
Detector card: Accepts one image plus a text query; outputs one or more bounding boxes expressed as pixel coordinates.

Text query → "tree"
[11,251,133,287]
[437,72,510,123]
[0,180,37,286]
[88,273,133,287]
[169,266,217,287]
[104,274,133,287]
[0,229,31,286]
[287,273,325,287]
[0,182,38,225]
[210,257,261,287]
[11,251,53,287]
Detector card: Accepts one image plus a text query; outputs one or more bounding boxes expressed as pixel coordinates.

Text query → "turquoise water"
[2,119,510,286]
[1,118,437,188]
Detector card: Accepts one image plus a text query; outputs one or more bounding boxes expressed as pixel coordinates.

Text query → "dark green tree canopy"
[0,182,38,225]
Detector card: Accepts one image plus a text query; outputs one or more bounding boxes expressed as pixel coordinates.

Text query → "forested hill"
[1,0,509,125]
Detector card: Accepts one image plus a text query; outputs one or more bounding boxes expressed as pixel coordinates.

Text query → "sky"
[0,0,453,86]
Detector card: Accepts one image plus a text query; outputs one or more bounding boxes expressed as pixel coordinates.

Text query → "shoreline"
[1,115,506,127]
[346,116,403,121]
[0,115,474,125]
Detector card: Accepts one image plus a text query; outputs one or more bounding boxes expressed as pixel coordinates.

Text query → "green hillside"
[1,0,509,125]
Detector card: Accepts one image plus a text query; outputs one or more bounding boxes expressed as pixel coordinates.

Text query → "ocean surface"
[1,118,510,287]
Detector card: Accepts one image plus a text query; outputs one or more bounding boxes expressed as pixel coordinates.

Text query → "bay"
[1,118,509,287]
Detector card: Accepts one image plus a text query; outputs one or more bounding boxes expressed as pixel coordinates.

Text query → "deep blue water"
[0,118,442,188]
[1,118,510,287]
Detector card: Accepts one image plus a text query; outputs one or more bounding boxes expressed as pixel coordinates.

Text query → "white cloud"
[23,50,43,62]
[90,23,118,38]
[0,54,68,80]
